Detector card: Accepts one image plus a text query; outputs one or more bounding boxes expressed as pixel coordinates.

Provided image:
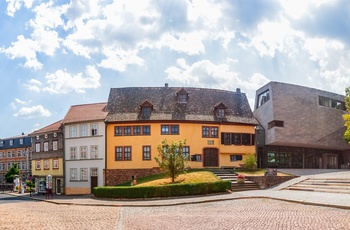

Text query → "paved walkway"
[6,169,350,210]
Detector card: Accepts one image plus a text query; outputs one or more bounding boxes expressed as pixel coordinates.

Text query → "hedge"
[93,180,231,199]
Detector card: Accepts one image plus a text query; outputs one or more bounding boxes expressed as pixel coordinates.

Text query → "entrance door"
[56,179,61,195]
[327,155,338,169]
[91,176,98,193]
[203,148,219,167]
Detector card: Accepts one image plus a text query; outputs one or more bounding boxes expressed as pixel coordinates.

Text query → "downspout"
[104,121,108,186]
[62,125,66,194]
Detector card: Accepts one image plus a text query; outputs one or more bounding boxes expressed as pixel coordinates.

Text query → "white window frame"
[90,145,98,159]
[19,138,23,145]
[80,124,88,137]
[35,143,41,152]
[9,140,13,146]
[52,140,58,151]
[80,146,88,159]
[91,123,98,136]
[44,160,49,170]
[70,147,77,160]
[70,168,77,180]
[80,168,88,181]
[69,126,77,138]
[44,142,49,152]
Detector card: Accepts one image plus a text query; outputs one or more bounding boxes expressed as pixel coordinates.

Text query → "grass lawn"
[135,171,219,186]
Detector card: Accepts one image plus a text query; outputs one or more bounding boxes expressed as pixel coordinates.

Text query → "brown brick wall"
[254,82,349,150]
[105,168,161,186]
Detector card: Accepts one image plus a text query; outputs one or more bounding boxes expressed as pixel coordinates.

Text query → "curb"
[5,192,350,210]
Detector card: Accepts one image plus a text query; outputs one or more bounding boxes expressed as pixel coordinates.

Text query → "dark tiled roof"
[106,87,257,125]
[30,120,63,135]
[63,103,108,124]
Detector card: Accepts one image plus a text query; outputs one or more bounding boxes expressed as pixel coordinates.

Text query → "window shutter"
[221,132,225,144]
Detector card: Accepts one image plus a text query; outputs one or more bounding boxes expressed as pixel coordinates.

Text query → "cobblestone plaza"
[1,195,350,230]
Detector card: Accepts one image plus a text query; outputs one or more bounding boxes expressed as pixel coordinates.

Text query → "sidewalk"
[6,169,350,210]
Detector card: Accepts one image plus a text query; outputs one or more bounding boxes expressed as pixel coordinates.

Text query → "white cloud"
[24,79,43,92]
[43,65,101,94]
[248,18,302,57]
[1,35,42,70]
[158,32,206,55]
[6,0,33,17]
[14,105,51,119]
[280,0,336,19]
[10,98,31,110]
[99,48,144,72]
[165,59,270,92]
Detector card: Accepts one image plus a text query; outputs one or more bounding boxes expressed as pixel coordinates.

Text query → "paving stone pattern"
[1,198,350,230]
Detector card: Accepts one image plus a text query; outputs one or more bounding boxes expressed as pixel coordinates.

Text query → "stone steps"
[208,169,260,192]
[283,178,350,194]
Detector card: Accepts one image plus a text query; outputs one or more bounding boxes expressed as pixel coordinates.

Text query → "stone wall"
[245,175,297,189]
[106,168,161,186]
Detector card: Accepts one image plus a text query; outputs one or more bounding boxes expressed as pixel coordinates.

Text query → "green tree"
[155,139,188,183]
[243,153,257,171]
[343,87,350,144]
[5,163,20,183]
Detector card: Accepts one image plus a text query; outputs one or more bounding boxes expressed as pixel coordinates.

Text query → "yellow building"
[30,120,64,194]
[105,85,258,185]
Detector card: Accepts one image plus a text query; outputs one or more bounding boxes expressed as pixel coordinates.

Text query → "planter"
[237,178,245,184]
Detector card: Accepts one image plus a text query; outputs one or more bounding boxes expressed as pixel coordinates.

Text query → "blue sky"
[1,0,350,138]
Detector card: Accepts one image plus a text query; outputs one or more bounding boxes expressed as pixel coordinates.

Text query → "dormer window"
[143,107,151,117]
[176,88,189,103]
[215,102,228,118]
[217,108,225,118]
[140,100,153,118]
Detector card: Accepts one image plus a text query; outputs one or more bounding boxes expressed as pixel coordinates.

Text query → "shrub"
[93,180,231,199]
[243,153,257,171]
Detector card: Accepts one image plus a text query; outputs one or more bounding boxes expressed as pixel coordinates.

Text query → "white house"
[63,103,107,195]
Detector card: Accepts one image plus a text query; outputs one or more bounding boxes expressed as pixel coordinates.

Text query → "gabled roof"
[106,86,257,125]
[30,120,63,135]
[63,102,108,124]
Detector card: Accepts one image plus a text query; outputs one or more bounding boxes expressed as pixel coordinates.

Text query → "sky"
[1,0,350,138]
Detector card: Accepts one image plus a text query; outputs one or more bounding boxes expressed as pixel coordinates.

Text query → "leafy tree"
[243,153,257,171]
[343,87,350,144]
[5,163,20,183]
[155,139,188,183]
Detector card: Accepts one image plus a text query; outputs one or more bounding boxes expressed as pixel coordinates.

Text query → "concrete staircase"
[208,169,260,192]
[283,178,350,194]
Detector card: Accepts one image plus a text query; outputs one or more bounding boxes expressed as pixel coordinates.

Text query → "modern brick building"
[254,82,350,169]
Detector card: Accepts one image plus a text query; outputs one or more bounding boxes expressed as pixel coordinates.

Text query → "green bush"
[243,153,257,171]
[93,180,231,199]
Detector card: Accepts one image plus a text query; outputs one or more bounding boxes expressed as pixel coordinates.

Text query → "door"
[56,179,61,195]
[91,177,98,193]
[203,148,219,167]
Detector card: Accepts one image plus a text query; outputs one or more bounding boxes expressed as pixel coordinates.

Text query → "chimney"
[22,132,25,135]
[236,88,241,94]
[165,83,168,88]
